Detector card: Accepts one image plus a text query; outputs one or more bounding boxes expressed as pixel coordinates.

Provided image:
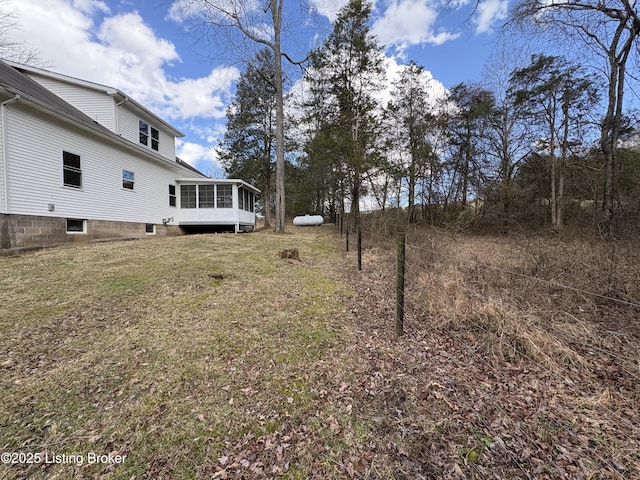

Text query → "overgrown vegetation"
[352,212,640,477]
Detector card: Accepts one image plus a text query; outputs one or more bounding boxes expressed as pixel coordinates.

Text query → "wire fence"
[335,220,640,478]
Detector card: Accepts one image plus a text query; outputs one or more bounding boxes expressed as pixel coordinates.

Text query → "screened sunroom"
[176,179,259,233]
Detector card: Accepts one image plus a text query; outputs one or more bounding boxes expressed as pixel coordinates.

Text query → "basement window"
[145,224,155,234]
[66,218,86,234]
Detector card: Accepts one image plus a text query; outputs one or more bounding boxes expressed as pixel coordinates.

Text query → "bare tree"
[172,0,306,233]
[481,46,531,226]
[0,1,46,66]
[510,0,640,234]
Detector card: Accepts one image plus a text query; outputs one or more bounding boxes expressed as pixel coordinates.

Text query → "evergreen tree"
[385,62,438,223]
[220,49,277,226]
[510,54,598,230]
[303,0,386,227]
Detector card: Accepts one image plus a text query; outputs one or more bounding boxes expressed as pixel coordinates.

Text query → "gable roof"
[3,60,184,138]
[0,59,204,178]
[0,59,107,132]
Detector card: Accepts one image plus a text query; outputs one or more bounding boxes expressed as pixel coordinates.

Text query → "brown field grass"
[1,222,639,479]
[353,217,640,478]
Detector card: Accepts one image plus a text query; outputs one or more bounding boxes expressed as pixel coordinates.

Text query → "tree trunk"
[600,54,618,235]
[557,96,571,231]
[271,0,286,233]
[549,100,557,231]
[600,17,634,235]
[407,162,416,223]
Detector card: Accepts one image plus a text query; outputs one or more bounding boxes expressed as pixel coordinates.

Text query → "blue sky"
[2,0,508,176]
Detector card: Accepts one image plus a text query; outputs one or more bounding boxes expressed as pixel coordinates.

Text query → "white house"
[0,60,259,250]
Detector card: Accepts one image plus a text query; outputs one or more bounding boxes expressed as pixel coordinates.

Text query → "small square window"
[122,169,135,190]
[66,218,86,233]
[145,224,155,234]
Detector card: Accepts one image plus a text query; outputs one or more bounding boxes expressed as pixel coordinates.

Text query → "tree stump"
[280,248,300,261]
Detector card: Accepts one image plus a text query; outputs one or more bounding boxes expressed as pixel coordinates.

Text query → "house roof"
[0,59,105,130]
[0,59,204,178]
[3,60,184,138]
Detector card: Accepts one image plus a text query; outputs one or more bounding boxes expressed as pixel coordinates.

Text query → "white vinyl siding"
[0,107,5,213]
[3,104,200,224]
[118,106,176,161]
[25,73,116,131]
[20,68,179,161]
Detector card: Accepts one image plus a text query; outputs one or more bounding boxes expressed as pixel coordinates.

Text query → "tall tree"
[447,83,495,208]
[511,0,640,234]
[385,62,437,223]
[305,0,386,227]
[510,54,598,230]
[220,49,276,227]
[172,0,301,232]
[481,47,531,226]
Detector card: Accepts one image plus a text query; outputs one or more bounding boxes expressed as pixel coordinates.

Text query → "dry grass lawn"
[0,226,361,479]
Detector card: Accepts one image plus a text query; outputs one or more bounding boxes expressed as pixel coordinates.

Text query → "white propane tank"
[293,214,324,226]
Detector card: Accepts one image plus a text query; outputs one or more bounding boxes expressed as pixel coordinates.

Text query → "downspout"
[1,94,20,214]
[115,96,129,135]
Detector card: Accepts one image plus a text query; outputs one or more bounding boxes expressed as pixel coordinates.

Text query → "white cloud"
[71,0,109,15]
[97,13,180,69]
[474,0,508,34]
[163,67,240,120]
[308,0,350,22]
[176,140,225,176]
[372,0,458,52]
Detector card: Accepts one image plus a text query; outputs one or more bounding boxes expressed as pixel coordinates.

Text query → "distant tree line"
[220,0,640,234]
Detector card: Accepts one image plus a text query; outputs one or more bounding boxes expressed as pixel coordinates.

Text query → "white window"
[216,184,233,208]
[62,151,82,188]
[145,224,155,234]
[239,188,255,212]
[169,185,176,206]
[199,185,215,208]
[181,185,196,208]
[122,169,135,190]
[139,120,159,151]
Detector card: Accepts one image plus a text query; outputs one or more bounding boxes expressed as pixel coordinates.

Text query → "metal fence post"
[358,228,362,271]
[396,232,406,336]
